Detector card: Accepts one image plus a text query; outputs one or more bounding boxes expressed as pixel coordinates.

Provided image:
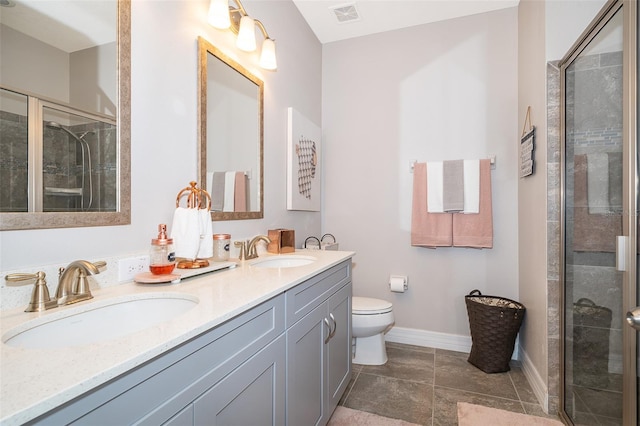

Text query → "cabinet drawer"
[31,295,285,426]
[285,260,351,327]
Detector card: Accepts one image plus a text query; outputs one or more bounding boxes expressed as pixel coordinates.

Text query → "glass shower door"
[562,4,627,425]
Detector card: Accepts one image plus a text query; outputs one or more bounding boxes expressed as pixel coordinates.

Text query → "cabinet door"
[325,283,352,416]
[286,303,327,426]
[193,334,285,426]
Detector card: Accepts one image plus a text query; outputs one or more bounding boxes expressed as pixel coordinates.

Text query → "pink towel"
[234,172,247,212]
[411,162,453,247]
[452,159,493,248]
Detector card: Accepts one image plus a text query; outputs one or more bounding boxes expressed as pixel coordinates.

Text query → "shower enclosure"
[0,87,117,213]
[560,0,637,424]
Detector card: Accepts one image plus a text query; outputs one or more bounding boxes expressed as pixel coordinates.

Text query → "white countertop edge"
[0,250,354,425]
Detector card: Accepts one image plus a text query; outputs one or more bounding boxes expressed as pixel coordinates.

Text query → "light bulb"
[208,0,231,29]
[236,15,256,52]
[260,38,277,70]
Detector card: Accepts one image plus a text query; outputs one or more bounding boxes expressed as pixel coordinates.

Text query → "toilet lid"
[353,297,393,315]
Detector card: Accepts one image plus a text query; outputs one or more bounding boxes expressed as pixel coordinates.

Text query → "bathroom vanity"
[0,250,353,426]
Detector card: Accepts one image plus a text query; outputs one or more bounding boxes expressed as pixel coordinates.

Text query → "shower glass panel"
[42,106,117,212]
[0,89,29,212]
[562,7,624,425]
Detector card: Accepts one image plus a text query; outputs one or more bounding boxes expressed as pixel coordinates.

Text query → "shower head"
[46,121,63,130]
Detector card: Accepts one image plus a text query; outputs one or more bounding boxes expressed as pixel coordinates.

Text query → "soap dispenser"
[150,224,176,275]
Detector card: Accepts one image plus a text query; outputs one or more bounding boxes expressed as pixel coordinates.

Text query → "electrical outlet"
[118,255,150,282]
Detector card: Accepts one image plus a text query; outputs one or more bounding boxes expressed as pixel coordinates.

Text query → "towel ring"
[176,181,211,210]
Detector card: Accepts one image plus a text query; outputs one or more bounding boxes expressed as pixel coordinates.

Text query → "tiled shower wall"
[0,111,118,213]
[547,61,561,415]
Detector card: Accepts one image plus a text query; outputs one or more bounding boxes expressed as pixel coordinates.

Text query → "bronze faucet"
[246,235,271,260]
[55,260,105,306]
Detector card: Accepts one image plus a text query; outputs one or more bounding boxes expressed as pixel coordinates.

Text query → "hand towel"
[573,154,620,253]
[411,162,453,247]
[210,172,225,211]
[463,159,480,214]
[234,171,247,212]
[223,171,236,212]
[196,208,213,258]
[443,160,464,212]
[171,207,200,259]
[452,159,492,248]
[427,161,444,213]
[586,153,609,214]
[607,152,622,214]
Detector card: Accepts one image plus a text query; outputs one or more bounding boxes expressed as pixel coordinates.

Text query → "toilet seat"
[353,297,393,315]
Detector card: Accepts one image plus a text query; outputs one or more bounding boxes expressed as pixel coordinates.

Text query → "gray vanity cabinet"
[286,261,352,426]
[28,294,286,426]
[27,259,352,426]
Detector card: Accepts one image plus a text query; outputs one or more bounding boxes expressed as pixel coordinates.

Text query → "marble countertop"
[0,250,354,425]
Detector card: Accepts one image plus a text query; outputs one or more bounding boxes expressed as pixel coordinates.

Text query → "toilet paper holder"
[389,275,408,292]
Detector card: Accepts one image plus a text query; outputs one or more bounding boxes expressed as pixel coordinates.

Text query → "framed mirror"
[0,0,131,230]
[198,37,264,221]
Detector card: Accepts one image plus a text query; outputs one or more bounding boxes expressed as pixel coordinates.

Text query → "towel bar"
[410,156,496,173]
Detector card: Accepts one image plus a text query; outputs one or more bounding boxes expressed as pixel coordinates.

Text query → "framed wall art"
[520,106,535,178]
[287,107,321,211]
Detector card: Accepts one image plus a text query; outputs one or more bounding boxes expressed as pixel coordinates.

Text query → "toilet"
[352,297,395,365]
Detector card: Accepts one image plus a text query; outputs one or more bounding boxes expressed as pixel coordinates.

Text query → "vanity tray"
[134,260,236,284]
[134,272,181,284]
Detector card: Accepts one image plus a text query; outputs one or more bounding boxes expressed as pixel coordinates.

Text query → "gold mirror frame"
[0,0,131,231]
[198,37,264,221]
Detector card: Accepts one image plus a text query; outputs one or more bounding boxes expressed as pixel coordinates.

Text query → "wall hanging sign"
[520,106,535,178]
[287,107,322,211]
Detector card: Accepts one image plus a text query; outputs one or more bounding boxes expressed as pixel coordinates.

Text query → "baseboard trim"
[519,344,549,413]
[385,326,472,353]
[385,326,521,359]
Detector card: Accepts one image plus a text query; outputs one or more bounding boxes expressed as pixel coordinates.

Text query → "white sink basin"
[252,255,317,268]
[3,293,199,349]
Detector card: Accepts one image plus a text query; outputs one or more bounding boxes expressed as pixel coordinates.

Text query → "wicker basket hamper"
[465,289,526,373]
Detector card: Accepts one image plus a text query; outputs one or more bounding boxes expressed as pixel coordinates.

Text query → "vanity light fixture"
[208,0,277,70]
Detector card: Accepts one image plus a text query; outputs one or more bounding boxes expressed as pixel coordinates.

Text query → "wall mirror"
[0,0,131,230]
[198,36,264,221]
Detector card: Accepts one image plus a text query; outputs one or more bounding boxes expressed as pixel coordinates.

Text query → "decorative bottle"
[150,224,176,275]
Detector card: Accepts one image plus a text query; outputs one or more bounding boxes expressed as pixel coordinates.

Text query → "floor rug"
[457,402,564,426]
[328,406,421,426]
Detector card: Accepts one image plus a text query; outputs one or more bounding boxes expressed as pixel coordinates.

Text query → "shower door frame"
[558,0,637,424]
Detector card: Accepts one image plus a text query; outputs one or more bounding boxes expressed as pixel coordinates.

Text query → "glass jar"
[213,234,231,261]
[150,224,176,275]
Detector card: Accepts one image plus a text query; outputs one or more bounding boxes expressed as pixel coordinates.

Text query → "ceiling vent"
[329,3,360,24]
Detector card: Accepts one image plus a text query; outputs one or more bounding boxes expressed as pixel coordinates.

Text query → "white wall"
[0,0,322,309]
[322,8,519,337]
[517,0,551,408]
[546,0,610,62]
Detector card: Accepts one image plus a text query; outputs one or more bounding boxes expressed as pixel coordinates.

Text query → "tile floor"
[339,342,563,425]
